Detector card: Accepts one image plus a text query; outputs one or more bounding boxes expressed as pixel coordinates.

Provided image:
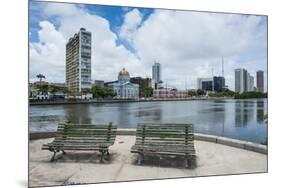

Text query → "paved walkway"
[29,136,267,187]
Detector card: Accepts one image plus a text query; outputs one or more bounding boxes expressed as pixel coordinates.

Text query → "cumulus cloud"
[130,10,267,90]
[29,3,267,91]
[119,8,143,43]
[29,20,66,82]
[29,4,145,83]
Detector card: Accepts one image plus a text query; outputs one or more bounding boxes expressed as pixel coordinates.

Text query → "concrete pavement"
[29,136,267,187]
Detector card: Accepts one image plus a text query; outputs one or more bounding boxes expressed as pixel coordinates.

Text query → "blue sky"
[29,1,267,90]
[29,1,153,51]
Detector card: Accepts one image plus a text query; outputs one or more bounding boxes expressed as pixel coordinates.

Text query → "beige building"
[66,28,92,93]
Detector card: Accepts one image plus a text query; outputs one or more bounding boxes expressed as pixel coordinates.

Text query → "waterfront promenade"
[29,131,267,187]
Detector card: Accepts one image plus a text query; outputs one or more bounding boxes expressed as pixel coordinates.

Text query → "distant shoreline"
[29,97,244,105]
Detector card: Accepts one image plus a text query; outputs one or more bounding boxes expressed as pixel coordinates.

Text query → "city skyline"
[29,1,267,91]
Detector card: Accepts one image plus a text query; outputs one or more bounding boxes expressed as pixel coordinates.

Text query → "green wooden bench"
[131,123,196,168]
[42,122,117,162]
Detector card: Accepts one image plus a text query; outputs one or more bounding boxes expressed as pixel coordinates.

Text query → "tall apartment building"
[197,77,213,91]
[256,70,264,92]
[66,28,92,93]
[197,76,225,92]
[235,68,248,93]
[152,62,161,88]
[213,76,225,92]
[248,75,254,91]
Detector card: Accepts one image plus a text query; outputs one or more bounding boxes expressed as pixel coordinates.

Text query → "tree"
[234,91,267,99]
[36,74,45,82]
[90,86,116,98]
[140,87,153,98]
[197,89,206,96]
[81,88,91,94]
[34,85,48,92]
[188,90,197,97]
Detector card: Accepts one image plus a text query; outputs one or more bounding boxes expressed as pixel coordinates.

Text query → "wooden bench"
[131,123,196,168]
[42,122,117,162]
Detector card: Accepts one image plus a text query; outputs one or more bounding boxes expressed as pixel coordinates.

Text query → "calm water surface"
[29,99,267,144]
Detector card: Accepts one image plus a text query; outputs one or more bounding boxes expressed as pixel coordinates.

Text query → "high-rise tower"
[66,28,92,93]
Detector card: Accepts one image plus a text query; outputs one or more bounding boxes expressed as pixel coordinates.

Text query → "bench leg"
[50,151,57,162]
[186,156,196,168]
[137,153,144,165]
[100,151,105,163]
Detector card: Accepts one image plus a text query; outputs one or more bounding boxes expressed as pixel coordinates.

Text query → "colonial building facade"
[107,68,139,99]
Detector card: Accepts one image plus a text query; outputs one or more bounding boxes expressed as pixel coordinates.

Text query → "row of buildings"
[64,28,166,99]
[197,76,226,93]
[33,28,265,100]
[197,69,265,94]
[235,69,264,93]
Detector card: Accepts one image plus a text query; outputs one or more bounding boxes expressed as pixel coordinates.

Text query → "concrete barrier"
[29,129,267,154]
[194,133,217,143]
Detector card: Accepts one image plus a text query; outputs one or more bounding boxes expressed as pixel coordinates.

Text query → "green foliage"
[187,90,197,96]
[208,89,236,97]
[48,85,69,94]
[197,89,206,96]
[234,91,267,99]
[34,84,69,94]
[140,87,153,97]
[36,74,45,81]
[187,89,206,96]
[91,86,116,98]
[81,88,91,94]
[34,85,49,92]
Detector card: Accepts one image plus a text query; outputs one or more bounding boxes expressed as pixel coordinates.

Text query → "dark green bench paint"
[42,122,117,162]
[131,123,196,168]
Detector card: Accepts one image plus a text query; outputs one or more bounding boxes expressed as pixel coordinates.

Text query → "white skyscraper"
[235,68,248,93]
[152,62,161,88]
[249,75,254,91]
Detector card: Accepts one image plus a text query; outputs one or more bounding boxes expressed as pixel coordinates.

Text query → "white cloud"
[131,10,267,90]
[29,4,145,83]
[29,4,267,91]
[119,8,143,43]
[29,20,66,82]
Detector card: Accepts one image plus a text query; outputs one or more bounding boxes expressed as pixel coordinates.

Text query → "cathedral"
[107,68,139,98]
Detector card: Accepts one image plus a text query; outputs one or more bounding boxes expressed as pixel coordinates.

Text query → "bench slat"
[42,123,116,153]
[131,123,196,164]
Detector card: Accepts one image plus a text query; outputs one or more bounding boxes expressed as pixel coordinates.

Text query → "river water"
[29,99,268,144]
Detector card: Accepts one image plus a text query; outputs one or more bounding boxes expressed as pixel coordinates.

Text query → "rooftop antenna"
[222,56,224,77]
[212,67,214,92]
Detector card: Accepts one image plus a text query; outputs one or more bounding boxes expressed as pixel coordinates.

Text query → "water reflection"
[256,100,265,123]
[235,100,254,127]
[29,99,268,143]
[65,104,92,124]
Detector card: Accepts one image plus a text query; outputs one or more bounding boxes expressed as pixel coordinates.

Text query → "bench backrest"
[54,122,117,145]
[135,123,194,146]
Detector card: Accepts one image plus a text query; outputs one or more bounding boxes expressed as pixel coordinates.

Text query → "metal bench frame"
[131,123,196,168]
[42,122,116,162]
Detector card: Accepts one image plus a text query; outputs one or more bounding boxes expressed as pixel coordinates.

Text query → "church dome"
[118,68,130,76]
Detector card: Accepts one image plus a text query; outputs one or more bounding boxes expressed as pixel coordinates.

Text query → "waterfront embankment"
[29,97,233,105]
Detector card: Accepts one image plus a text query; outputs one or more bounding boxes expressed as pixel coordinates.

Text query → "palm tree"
[36,74,45,82]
